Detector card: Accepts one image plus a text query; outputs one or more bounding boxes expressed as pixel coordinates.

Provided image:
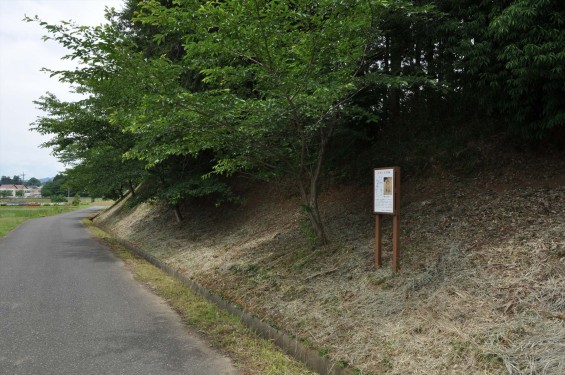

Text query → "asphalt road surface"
[0,207,237,375]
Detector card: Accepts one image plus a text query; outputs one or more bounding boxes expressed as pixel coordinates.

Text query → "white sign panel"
[374,168,394,213]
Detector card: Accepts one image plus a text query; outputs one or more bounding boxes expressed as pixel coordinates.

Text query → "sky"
[0,0,123,181]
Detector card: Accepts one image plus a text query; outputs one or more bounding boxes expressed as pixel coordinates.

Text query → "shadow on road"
[61,238,118,263]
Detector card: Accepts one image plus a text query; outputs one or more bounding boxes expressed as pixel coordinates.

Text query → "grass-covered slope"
[96,147,565,375]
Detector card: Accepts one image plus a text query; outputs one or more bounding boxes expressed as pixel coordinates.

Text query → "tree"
[41,174,69,197]
[50,194,68,203]
[27,8,240,223]
[402,0,564,141]
[72,194,81,206]
[12,175,22,185]
[65,146,145,200]
[134,0,382,243]
[486,0,565,138]
[15,190,24,197]
[1,176,12,184]
[29,0,434,242]
[34,0,562,247]
[27,177,41,187]
[28,12,188,213]
[0,190,12,198]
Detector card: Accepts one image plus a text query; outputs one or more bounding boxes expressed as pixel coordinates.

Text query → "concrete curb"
[94,223,355,375]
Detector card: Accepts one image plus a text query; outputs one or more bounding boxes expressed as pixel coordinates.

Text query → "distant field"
[0,198,51,204]
[0,206,79,237]
[0,197,114,204]
[0,203,110,238]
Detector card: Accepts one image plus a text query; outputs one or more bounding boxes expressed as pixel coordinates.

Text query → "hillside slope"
[96,147,565,374]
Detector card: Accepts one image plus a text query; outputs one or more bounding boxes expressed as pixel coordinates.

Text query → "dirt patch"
[97,148,565,374]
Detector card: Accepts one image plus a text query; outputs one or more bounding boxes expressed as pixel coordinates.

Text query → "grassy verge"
[83,220,315,375]
[0,205,86,237]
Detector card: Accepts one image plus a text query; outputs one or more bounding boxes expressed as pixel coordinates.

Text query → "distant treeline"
[1,175,42,186]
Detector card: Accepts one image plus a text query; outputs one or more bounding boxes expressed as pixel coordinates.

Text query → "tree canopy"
[26,177,42,187]
[40,174,69,197]
[29,0,564,243]
[1,175,23,185]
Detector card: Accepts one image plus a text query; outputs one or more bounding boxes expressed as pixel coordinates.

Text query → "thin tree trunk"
[156,171,183,223]
[389,35,402,124]
[173,204,183,222]
[128,180,136,198]
[297,121,334,245]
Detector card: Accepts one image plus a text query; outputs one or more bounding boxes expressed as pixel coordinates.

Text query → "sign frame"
[373,166,401,272]
[373,167,399,215]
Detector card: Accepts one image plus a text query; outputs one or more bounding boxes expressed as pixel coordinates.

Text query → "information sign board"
[373,168,396,214]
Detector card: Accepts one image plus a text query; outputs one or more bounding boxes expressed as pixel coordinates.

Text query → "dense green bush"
[50,195,68,203]
[71,194,81,206]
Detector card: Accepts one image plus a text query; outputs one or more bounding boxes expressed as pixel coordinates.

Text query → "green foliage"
[15,190,24,197]
[71,194,81,206]
[133,0,386,239]
[50,194,68,203]
[28,0,563,242]
[28,12,150,200]
[41,174,69,197]
[1,176,24,185]
[488,0,565,137]
[66,146,146,200]
[432,0,565,140]
[26,177,42,187]
[160,176,236,208]
[134,0,372,172]
[298,217,320,247]
[0,190,12,198]
[127,153,237,210]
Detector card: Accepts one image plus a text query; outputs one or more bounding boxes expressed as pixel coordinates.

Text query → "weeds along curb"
[93,222,355,375]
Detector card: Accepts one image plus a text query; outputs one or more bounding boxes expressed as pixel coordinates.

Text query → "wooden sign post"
[373,167,400,272]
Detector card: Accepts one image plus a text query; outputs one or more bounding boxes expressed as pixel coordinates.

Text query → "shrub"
[72,194,81,206]
[50,194,68,203]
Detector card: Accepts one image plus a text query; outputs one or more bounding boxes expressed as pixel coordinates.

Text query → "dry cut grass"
[96,149,565,374]
[84,220,316,375]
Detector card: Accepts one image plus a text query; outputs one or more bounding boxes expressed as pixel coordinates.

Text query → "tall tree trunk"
[413,41,424,120]
[297,121,334,245]
[384,36,390,73]
[389,35,402,125]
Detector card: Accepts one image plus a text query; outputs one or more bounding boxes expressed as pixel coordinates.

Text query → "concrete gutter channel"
[93,222,355,375]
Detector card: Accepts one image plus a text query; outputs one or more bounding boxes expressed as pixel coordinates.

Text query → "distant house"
[0,184,42,198]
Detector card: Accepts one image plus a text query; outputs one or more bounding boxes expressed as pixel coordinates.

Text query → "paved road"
[0,207,237,375]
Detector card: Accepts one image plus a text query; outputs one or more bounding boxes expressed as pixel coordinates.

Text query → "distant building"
[0,184,42,198]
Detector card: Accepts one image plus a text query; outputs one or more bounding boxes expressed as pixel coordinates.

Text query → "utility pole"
[21,172,25,185]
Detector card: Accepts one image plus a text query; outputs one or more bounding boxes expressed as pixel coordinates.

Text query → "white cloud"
[0,0,123,179]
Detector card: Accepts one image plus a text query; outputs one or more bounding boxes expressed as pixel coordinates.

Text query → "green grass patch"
[0,205,87,237]
[83,220,315,375]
